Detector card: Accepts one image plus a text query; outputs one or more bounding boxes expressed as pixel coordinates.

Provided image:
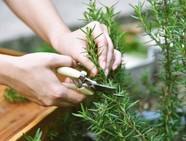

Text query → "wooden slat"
[0,48,23,56]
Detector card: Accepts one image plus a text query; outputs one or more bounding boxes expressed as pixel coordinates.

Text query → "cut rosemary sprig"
[4,88,28,103]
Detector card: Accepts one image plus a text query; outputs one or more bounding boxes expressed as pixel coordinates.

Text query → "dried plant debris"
[4,88,28,103]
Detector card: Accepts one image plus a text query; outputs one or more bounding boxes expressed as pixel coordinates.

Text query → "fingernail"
[102,61,106,69]
[105,69,109,76]
[92,67,98,76]
[112,65,117,70]
[112,65,116,70]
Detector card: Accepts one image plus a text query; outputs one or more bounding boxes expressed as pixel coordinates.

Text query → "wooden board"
[0,86,57,141]
[0,48,58,141]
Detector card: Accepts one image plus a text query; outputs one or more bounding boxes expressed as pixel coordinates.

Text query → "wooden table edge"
[9,107,57,141]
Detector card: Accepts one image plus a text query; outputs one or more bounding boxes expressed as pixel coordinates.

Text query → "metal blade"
[83,77,116,94]
[93,83,116,94]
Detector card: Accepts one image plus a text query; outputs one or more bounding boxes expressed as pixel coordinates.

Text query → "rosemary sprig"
[23,129,42,141]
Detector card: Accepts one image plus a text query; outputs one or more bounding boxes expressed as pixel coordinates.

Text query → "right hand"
[0,53,86,107]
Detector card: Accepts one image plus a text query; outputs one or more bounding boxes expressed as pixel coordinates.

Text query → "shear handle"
[57,67,82,79]
[57,67,93,95]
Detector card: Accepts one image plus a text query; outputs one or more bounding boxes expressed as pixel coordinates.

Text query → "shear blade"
[83,77,116,94]
[93,83,116,94]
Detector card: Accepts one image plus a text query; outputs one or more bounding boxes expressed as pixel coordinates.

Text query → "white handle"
[57,67,81,79]
[57,67,93,95]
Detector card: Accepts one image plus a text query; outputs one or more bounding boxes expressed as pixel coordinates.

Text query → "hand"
[0,53,85,107]
[51,21,122,76]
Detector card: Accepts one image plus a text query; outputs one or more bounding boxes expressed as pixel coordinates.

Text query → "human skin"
[0,0,122,106]
[0,53,86,107]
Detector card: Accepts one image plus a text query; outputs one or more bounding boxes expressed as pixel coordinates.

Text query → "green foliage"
[24,129,42,141]
[33,43,56,53]
[73,1,159,141]
[83,1,126,54]
[124,36,148,58]
[84,1,148,57]
[4,88,28,103]
[133,0,186,140]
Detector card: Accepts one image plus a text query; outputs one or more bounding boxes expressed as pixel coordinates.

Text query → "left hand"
[50,21,122,76]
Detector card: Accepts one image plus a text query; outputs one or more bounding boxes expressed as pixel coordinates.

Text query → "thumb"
[47,54,76,68]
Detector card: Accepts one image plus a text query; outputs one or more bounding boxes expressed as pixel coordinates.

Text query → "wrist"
[48,24,71,53]
[0,55,18,85]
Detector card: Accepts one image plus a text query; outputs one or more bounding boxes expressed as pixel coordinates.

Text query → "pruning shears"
[57,67,116,95]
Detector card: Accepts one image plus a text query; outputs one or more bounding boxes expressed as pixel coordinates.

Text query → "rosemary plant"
[133,0,186,140]
[73,1,159,141]
[24,129,42,141]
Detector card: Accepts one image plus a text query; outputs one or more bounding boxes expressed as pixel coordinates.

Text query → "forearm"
[5,0,70,43]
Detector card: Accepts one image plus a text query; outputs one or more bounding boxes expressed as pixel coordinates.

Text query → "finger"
[55,101,74,107]
[63,83,94,95]
[101,24,114,76]
[77,51,98,76]
[58,76,73,84]
[59,84,86,105]
[112,50,122,70]
[64,77,73,83]
[40,74,85,106]
[87,21,108,70]
[46,53,76,68]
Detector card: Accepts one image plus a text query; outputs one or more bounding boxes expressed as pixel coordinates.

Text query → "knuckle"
[47,55,56,63]
[66,57,74,66]
[90,65,97,71]
[42,99,54,107]
[98,47,107,57]
[79,57,94,68]
[101,24,107,29]
[60,90,68,99]
[75,95,85,104]
[52,87,63,99]
[97,37,108,47]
